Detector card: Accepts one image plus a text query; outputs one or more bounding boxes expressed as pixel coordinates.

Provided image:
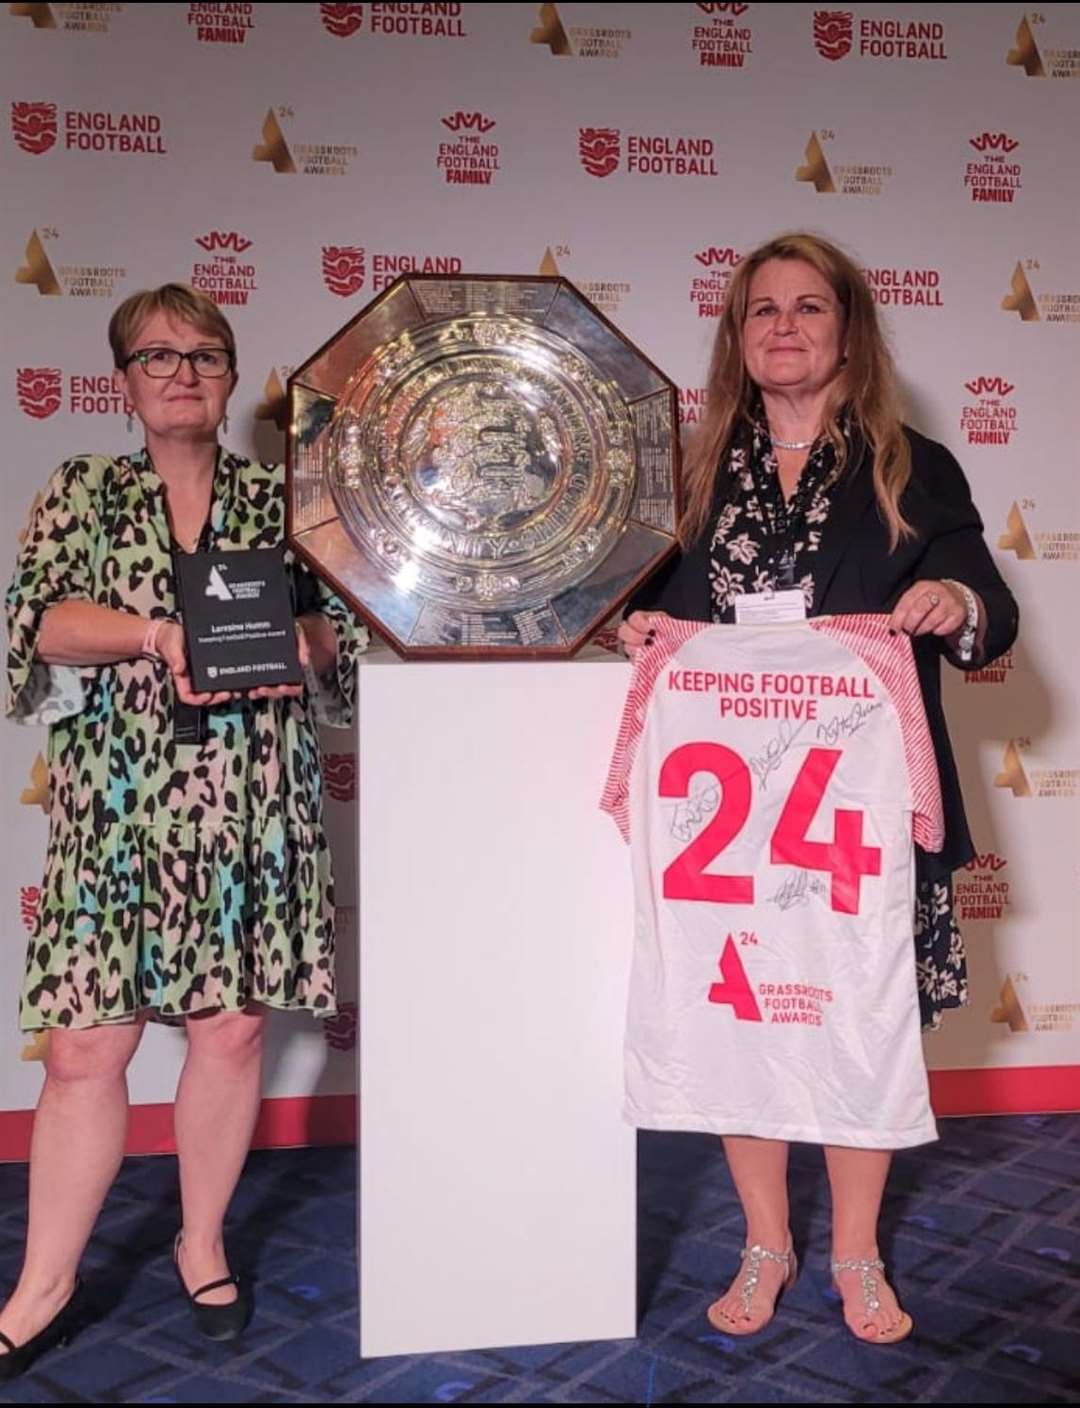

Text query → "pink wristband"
[141,617,172,659]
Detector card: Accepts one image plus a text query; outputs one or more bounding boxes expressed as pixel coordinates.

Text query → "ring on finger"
[928,592,940,606]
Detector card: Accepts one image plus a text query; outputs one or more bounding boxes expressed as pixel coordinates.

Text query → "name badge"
[733,589,807,625]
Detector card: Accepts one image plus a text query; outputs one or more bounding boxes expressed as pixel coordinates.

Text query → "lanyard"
[168,478,217,745]
[748,444,823,590]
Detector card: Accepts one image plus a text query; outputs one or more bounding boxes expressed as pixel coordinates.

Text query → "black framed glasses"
[124,347,234,379]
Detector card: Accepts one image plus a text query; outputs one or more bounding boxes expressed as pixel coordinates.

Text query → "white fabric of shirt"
[601,616,945,1149]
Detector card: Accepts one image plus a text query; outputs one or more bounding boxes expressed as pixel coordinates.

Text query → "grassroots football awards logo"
[16,367,61,418]
[437,111,499,185]
[191,230,257,307]
[252,106,357,177]
[10,2,124,33]
[579,126,717,178]
[322,245,365,295]
[15,228,124,298]
[956,853,1010,921]
[320,3,364,37]
[961,376,1017,446]
[255,368,289,432]
[188,2,254,43]
[20,754,48,810]
[1007,11,1080,79]
[539,246,630,318]
[1002,259,1080,324]
[994,737,1080,799]
[679,386,708,426]
[796,130,892,196]
[11,101,56,153]
[965,132,1022,204]
[999,499,1080,562]
[990,974,1028,1032]
[690,245,740,318]
[530,1,629,59]
[813,7,946,60]
[692,4,753,69]
[992,972,1080,1034]
[15,229,60,294]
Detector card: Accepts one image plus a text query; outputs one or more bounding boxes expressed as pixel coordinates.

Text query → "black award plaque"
[174,548,302,693]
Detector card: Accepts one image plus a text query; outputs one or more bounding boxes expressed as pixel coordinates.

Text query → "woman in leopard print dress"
[1,285,365,1370]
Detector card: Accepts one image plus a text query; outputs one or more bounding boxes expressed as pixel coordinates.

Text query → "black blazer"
[628,427,1019,880]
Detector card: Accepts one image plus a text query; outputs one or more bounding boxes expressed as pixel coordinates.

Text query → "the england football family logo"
[437,112,500,185]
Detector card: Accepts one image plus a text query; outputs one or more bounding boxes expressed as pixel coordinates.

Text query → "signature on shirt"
[669,781,720,842]
[768,871,830,911]
[748,718,809,790]
[815,699,882,745]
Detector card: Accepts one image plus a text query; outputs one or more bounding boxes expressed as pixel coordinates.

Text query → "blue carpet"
[1,1114,1078,1403]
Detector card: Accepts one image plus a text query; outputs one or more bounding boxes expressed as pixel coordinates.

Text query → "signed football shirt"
[601,616,944,1148]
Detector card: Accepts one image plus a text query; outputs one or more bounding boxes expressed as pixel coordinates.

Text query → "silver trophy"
[287,275,680,657]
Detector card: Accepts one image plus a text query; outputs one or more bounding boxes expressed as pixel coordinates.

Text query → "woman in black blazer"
[619,232,1017,1346]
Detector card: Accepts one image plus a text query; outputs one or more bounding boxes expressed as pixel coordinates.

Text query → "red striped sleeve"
[599,618,712,842]
[811,614,945,852]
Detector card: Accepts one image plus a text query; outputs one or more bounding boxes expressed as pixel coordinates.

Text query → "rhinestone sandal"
[707,1243,797,1336]
[830,1256,913,1344]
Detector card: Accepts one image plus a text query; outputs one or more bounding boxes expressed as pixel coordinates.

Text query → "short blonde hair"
[108,283,236,369]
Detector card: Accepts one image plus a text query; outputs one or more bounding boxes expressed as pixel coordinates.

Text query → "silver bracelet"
[942,579,979,663]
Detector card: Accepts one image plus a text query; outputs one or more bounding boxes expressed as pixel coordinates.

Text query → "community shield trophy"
[286,274,681,657]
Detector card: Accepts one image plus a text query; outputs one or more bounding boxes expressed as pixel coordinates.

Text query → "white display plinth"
[357,654,637,1358]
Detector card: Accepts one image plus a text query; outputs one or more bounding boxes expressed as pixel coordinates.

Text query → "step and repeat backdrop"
[2,1,1078,1153]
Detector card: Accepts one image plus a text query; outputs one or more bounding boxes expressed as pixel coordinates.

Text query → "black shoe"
[0,1278,85,1382]
[172,1235,253,1342]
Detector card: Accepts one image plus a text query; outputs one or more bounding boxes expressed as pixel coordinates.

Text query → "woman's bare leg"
[173,1006,266,1306]
[0,1019,146,1352]
[824,1145,910,1340]
[708,1136,793,1332]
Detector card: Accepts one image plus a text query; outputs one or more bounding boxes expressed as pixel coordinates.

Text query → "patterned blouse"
[708,417,838,622]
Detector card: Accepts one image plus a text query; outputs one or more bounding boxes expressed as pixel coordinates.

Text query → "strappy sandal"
[830,1255,913,1344]
[707,1243,797,1336]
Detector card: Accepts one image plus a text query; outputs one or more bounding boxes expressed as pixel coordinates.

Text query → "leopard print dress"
[5,449,367,1031]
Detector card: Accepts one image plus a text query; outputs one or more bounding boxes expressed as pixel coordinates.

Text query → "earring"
[126,411,134,433]
[222,412,229,435]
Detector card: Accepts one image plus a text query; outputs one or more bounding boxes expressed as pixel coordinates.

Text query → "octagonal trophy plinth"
[286,274,681,658]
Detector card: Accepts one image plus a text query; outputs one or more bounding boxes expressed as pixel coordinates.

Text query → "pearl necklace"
[771,435,818,451]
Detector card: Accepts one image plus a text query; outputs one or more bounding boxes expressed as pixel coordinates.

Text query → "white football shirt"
[601,615,945,1149]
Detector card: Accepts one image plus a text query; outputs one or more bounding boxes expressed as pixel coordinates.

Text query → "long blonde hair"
[680,232,912,549]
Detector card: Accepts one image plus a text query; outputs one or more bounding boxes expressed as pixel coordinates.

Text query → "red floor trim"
[929,1065,1080,1118]
[1,1072,1077,1162]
